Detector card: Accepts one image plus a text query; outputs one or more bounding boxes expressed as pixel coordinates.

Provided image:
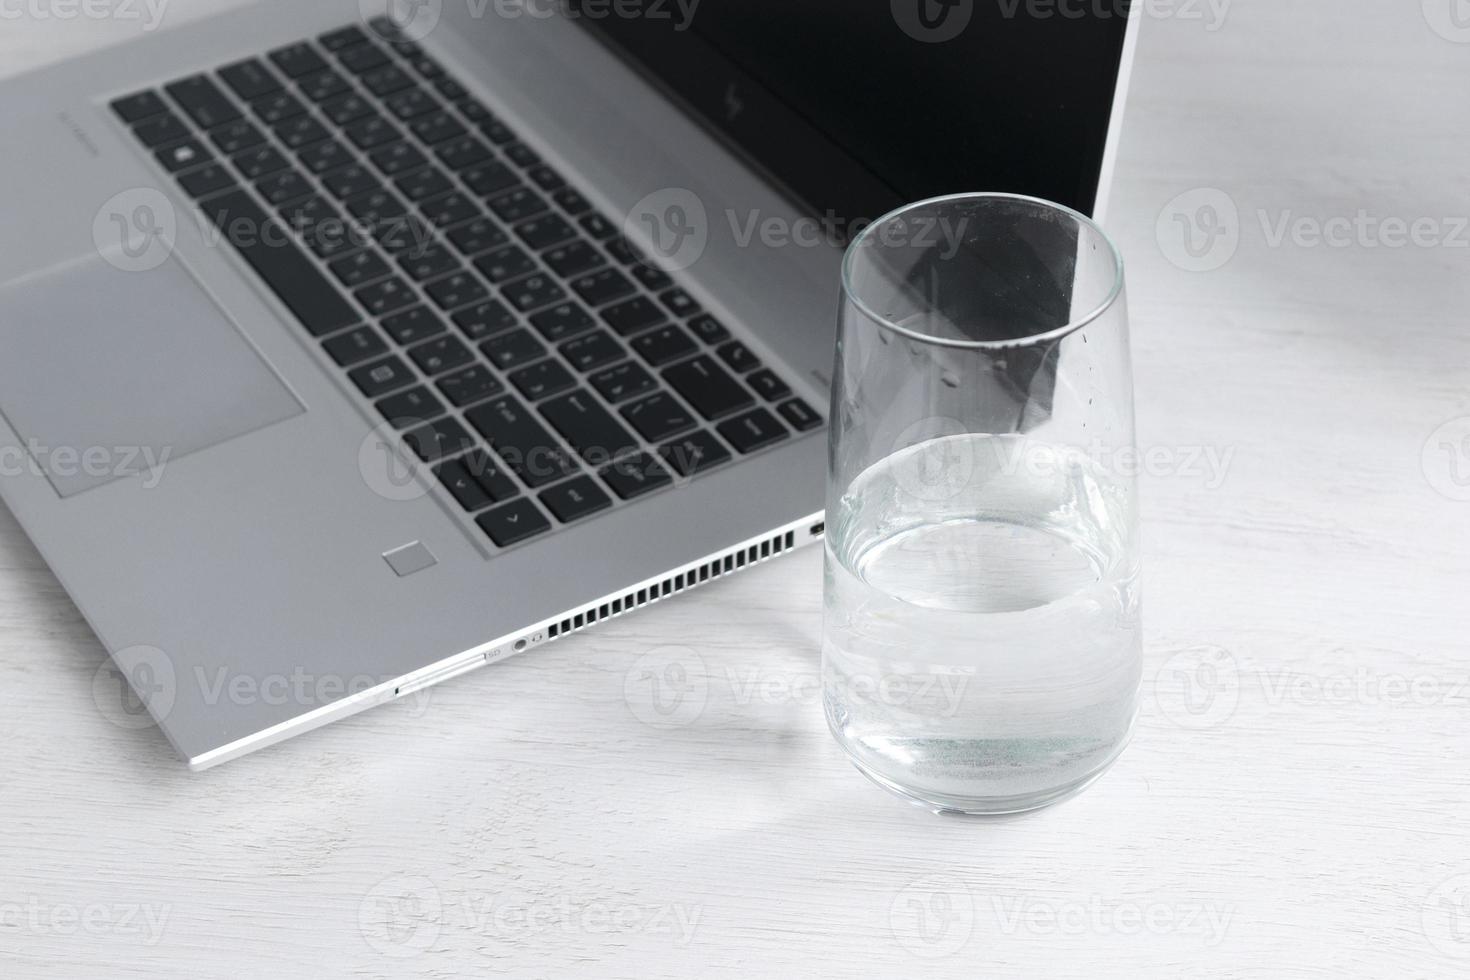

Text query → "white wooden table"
[4,2,1470,976]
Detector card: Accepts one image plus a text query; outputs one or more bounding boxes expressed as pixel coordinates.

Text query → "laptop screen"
[571,1,1132,227]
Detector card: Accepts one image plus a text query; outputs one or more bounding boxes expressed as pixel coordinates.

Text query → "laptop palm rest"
[0,251,303,498]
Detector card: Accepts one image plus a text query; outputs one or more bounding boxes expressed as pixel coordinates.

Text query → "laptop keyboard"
[110,18,823,551]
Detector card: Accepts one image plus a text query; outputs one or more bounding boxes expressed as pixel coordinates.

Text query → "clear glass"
[824,193,1141,815]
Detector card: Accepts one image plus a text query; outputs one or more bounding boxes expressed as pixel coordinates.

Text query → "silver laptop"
[0,0,1139,769]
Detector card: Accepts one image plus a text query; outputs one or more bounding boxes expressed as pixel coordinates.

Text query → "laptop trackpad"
[0,252,304,498]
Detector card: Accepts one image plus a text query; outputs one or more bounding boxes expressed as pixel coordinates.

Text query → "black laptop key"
[362,65,414,98]
[474,245,536,285]
[156,138,213,173]
[481,329,545,370]
[502,274,566,313]
[177,164,235,199]
[426,272,488,311]
[434,457,493,512]
[132,112,190,148]
[256,168,311,206]
[630,261,674,293]
[393,163,449,205]
[460,160,518,198]
[433,75,468,100]
[487,186,547,224]
[408,335,474,376]
[526,164,565,192]
[660,430,732,477]
[542,240,604,278]
[345,113,400,150]
[209,119,264,154]
[717,340,760,373]
[276,115,330,150]
[437,364,503,407]
[529,302,595,342]
[459,449,519,502]
[323,325,388,366]
[514,213,576,251]
[560,330,622,372]
[452,299,516,341]
[322,93,375,126]
[377,386,445,429]
[400,244,462,282]
[380,306,443,346]
[589,361,655,403]
[298,68,351,102]
[551,186,590,216]
[409,110,466,145]
[718,408,789,454]
[330,250,391,288]
[510,360,576,402]
[166,75,241,128]
[476,499,551,547]
[298,138,352,175]
[349,354,414,396]
[465,397,578,488]
[621,392,696,443]
[662,355,754,421]
[599,452,673,501]
[659,288,701,319]
[320,24,371,51]
[631,324,697,367]
[288,196,358,258]
[378,215,436,256]
[322,163,381,200]
[339,42,391,75]
[202,190,357,336]
[384,87,437,120]
[778,398,823,431]
[748,369,792,402]
[112,90,167,123]
[435,135,491,171]
[219,59,281,101]
[269,42,327,79]
[345,187,408,225]
[232,144,288,180]
[448,217,509,256]
[687,313,730,345]
[252,91,306,125]
[371,140,428,176]
[355,275,416,316]
[404,416,475,462]
[421,191,480,228]
[572,268,636,308]
[578,212,616,240]
[600,297,664,337]
[539,476,612,524]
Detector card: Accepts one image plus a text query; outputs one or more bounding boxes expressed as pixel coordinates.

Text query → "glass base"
[834,719,1135,817]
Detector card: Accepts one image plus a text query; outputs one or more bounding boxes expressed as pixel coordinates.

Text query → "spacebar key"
[203,190,357,336]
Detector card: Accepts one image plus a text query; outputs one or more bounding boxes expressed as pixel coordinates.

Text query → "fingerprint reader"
[383,542,437,577]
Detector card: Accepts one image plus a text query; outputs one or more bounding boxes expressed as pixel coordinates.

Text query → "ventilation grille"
[544,529,799,641]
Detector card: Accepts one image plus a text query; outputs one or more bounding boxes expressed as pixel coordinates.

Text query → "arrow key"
[476,498,551,547]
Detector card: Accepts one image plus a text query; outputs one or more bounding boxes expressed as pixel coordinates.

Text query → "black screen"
[571,0,1131,228]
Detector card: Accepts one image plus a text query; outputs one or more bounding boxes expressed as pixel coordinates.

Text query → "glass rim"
[840,192,1126,351]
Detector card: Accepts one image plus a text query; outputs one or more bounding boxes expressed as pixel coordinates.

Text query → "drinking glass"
[823,193,1141,815]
